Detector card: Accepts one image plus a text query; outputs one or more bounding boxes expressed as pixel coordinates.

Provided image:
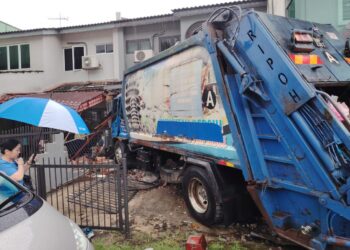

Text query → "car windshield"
[0,174,24,210]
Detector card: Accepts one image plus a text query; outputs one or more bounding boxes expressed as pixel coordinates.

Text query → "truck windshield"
[0,174,26,211]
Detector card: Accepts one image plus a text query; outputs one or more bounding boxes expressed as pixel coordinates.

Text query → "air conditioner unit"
[82,55,100,69]
[134,50,154,63]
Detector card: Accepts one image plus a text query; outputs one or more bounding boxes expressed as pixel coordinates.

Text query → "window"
[9,45,19,69]
[64,46,85,71]
[339,0,350,24]
[0,47,7,70]
[64,48,73,71]
[96,45,105,54]
[287,0,295,18]
[0,44,30,70]
[96,43,113,54]
[126,39,151,54]
[106,44,113,53]
[20,45,30,69]
[0,174,20,204]
[159,36,180,52]
[185,21,204,39]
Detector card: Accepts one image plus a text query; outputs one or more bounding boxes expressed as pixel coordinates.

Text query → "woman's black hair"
[1,139,20,154]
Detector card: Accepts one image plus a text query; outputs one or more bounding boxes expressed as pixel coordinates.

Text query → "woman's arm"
[10,158,25,182]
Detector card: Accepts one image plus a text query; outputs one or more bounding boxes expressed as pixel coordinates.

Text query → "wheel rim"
[188,177,208,214]
[115,145,122,165]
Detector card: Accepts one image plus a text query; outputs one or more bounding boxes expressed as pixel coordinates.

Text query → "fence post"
[116,161,123,231]
[37,165,47,199]
[122,157,130,238]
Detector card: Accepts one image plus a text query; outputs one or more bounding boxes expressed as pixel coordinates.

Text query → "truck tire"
[114,141,129,165]
[182,166,222,226]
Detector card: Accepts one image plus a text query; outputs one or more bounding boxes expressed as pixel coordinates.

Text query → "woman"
[0,139,34,185]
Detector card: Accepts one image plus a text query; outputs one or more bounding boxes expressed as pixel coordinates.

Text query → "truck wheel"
[182,166,221,226]
[114,141,129,165]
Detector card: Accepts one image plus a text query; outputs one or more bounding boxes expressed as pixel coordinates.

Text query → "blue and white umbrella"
[0,97,90,134]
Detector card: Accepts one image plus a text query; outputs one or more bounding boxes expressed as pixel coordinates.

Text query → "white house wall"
[124,21,180,69]
[113,28,125,81]
[41,35,62,91]
[0,35,45,93]
[0,29,121,94]
[59,29,117,84]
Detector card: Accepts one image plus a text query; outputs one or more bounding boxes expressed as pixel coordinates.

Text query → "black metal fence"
[0,125,130,235]
[0,125,54,159]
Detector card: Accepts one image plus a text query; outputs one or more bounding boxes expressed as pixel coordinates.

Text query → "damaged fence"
[30,159,130,233]
[0,125,130,235]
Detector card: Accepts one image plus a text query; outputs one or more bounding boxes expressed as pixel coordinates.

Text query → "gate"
[0,125,130,235]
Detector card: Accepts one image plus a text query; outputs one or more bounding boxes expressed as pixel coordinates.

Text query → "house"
[0,21,19,33]
[287,0,350,37]
[0,0,267,95]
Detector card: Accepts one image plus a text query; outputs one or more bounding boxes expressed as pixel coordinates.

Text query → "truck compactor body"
[112,7,350,249]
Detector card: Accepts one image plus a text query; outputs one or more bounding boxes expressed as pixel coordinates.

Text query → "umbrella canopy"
[0,97,90,134]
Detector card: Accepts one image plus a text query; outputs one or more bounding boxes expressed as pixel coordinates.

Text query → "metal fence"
[0,125,54,159]
[0,125,130,235]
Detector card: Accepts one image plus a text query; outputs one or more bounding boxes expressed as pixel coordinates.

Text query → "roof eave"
[0,29,58,39]
[0,15,178,37]
[0,1,266,38]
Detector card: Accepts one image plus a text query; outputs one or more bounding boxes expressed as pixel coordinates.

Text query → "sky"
[1,0,228,30]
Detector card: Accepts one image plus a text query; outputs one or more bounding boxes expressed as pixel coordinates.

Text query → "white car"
[0,172,93,250]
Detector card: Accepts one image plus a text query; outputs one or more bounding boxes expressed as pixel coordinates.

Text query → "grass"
[92,231,249,250]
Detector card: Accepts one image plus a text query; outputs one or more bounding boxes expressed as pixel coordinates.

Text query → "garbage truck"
[111,6,350,249]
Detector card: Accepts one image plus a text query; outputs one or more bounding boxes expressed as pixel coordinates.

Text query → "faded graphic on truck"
[124,46,233,149]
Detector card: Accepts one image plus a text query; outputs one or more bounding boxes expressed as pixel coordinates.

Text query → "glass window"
[126,39,151,54]
[126,40,138,54]
[0,44,30,70]
[64,48,73,71]
[344,0,350,20]
[0,47,7,70]
[287,0,295,18]
[20,44,30,69]
[139,39,151,50]
[96,43,113,54]
[96,44,105,54]
[74,47,84,70]
[9,45,19,70]
[0,175,20,204]
[159,36,180,52]
[106,43,113,53]
[64,46,84,71]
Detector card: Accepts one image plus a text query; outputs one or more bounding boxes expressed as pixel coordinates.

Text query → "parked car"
[0,172,93,250]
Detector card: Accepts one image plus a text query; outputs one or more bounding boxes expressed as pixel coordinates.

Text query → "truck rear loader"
[112,6,350,249]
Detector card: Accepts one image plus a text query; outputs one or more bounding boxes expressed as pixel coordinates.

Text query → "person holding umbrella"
[0,97,90,187]
[0,139,35,186]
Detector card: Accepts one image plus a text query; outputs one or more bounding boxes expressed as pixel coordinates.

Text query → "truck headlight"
[69,220,89,250]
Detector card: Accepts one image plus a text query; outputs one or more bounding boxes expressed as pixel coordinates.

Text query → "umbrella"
[0,97,90,134]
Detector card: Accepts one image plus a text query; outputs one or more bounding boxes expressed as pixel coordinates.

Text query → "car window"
[0,174,19,204]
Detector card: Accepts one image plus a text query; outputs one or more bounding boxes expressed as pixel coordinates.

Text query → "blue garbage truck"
[112,7,350,249]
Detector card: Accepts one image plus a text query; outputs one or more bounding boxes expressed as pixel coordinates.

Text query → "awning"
[0,91,105,112]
